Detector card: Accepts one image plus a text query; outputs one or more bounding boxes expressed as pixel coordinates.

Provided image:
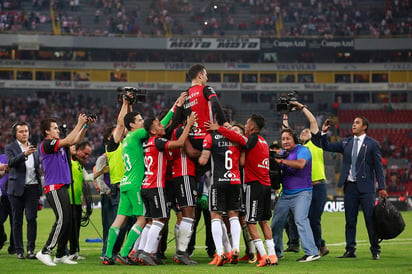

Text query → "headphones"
[11,122,29,139]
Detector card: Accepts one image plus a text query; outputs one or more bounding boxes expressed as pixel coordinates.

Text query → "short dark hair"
[281,128,299,144]
[103,127,115,145]
[232,123,245,135]
[249,114,265,130]
[355,115,369,132]
[12,121,30,138]
[124,112,141,131]
[40,118,57,137]
[143,117,157,133]
[76,141,91,151]
[187,64,206,81]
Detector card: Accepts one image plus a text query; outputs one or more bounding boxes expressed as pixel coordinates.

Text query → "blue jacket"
[5,140,42,197]
[320,134,385,193]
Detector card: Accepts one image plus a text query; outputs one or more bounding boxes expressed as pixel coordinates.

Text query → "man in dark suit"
[5,122,42,259]
[320,116,387,260]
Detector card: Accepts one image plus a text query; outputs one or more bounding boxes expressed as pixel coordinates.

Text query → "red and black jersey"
[184,85,220,140]
[202,132,241,185]
[216,128,270,186]
[171,126,196,178]
[142,136,172,189]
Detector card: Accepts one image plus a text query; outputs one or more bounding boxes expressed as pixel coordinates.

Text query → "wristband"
[83,124,88,129]
[301,105,306,110]
[282,114,288,120]
[280,159,283,164]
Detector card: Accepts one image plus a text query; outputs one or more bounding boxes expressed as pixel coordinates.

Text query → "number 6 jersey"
[202,132,241,185]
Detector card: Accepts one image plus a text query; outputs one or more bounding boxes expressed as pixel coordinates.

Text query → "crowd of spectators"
[2,0,410,37]
[0,0,51,31]
[0,91,170,168]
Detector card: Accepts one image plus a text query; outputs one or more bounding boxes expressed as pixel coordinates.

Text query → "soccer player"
[205,114,278,267]
[183,64,229,156]
[198,123,243,266]
[102,104,176,265]
[138,113,196,266]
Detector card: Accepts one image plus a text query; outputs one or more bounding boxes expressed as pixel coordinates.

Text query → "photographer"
[270,128,320,263]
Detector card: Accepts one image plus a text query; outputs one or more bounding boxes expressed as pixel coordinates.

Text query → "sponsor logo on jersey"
[257,158,270,169]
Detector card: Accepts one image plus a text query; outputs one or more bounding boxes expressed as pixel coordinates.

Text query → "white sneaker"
[54,255,78,264]
[36,251,56,266]
[68,252,86,260]
[297,254,321,262]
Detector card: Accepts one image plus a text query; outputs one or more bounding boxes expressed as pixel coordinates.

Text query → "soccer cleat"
[256,254,270,267]
[129,250,142,264]
[297,254,321,262]
[138,251,157,266]
[248,253,257,264]
[239,253,250,261]
[36,251,56,266]
[215,253,229,266]
[116,254,135,265]
[269,254,278,265]
[53,255,78,264]
[102,255,115,265]
[230,250,239,264]
[208,254,218,265]
[153,253,165,265]
[173,251,196,265]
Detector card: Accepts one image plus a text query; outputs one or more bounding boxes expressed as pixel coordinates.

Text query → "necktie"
[351,137,359,179]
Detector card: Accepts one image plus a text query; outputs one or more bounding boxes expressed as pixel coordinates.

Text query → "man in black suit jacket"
[5,122,42,260]
[320,116,387,260]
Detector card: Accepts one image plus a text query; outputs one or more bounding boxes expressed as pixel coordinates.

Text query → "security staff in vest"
[5,122,42,259]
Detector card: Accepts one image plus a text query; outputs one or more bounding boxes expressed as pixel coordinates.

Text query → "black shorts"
[141,187,169,219]
[209,183,241,213]
[174,176,198,208]
[165,180,180,212]
[245,181,272,223]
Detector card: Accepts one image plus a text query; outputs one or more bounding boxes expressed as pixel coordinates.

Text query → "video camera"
[268,150,289,190]
[117,86,147,104]
[276,90,299,113]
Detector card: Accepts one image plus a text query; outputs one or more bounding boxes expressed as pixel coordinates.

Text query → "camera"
[87,113,97,120]
[276,90,299,113]
[59,123,68,137]
[117,86,147,104]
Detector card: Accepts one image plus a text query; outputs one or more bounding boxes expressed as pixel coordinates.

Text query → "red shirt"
[184,85,217,139]
[171,126,196,178]
[142,136,172,189]
[217,127,270,186]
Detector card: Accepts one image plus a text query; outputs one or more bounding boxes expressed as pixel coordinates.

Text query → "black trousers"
[69,204,82,255]
[42,185,72,258]
[8,184,39,255]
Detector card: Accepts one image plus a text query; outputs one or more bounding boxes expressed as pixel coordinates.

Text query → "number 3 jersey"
[120,128,148,191]
[142,136,172,189]
[202,132,241,185]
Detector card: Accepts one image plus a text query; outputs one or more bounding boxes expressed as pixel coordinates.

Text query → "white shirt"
[348,133,366,181]
[17,140,37,185]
